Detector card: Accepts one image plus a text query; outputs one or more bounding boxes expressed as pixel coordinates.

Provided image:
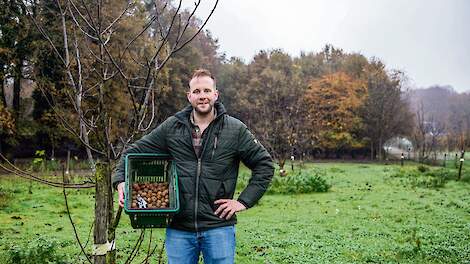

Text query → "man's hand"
[214,199,246,220]
[117,182,125,208]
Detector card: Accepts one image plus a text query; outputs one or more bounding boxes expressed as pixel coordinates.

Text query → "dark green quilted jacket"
[112,102,274,231]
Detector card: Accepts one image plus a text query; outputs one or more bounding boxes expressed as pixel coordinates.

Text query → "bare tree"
[21,0,219,263]
[361,63,414,161]
[413,102,427,162]
[427,115,446,161]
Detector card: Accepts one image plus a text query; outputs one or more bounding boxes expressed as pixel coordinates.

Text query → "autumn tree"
[0,0,44,156]
[218,50,306,172]
[305,72,367,157]
[0,103,15,153]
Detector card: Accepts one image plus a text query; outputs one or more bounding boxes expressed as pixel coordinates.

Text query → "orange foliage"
[0,104,15,135]
[304,72,367,150]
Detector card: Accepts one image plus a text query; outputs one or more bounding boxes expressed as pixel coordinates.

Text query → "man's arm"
[112,117,173,207]
[236,125,274,208]
[214,124,274,219]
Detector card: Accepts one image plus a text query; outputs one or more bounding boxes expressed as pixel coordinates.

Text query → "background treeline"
[0,0,222,161]
[1,0,469,167]
[409,86,470,161]
[218,49,470,166]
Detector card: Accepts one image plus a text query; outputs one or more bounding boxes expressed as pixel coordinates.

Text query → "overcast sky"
[183,0,470,92]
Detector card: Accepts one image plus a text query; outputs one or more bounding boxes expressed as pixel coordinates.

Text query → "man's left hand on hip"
[214,199,246,220]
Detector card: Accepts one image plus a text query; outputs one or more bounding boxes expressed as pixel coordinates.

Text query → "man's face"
[187,76,218,115]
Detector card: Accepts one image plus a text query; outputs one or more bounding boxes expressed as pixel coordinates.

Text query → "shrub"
[7,237,69,264]
[425,168,454,181]
[391,166,470,189]
[391,168,420,178]
[417,165,429,173]
[267,168,330,194]
[46,159,60,172]
[461,170,470,183]
[414,175,447,189]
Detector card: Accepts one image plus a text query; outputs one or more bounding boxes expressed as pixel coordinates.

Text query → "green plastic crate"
[124,153,180,228]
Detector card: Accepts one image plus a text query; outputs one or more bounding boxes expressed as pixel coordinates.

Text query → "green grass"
[1,162,469,263]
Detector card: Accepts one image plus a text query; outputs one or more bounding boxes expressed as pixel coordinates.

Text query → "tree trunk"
[13,62,22,118]
[94,162,113,264]
[335,149,341,159]
[0,63,6,107]
[378,137,383,161]
[370,141,374,160]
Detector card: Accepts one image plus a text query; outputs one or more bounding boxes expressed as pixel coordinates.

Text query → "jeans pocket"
[202,226,236,261]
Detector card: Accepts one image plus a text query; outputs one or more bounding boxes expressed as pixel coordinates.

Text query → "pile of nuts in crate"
[131,182,169,209]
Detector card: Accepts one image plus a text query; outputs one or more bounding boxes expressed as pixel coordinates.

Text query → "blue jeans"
[165,226,236,264]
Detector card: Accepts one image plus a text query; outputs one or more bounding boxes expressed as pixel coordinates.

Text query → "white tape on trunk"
[92,240,115,256]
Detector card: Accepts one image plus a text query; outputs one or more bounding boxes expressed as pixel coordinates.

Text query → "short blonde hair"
[190,69,216,89]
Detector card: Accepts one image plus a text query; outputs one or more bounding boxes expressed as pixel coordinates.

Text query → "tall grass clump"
[267,168,330,194]
[7,238,70,264]
[236,166,330,194]
[391,165,469,189]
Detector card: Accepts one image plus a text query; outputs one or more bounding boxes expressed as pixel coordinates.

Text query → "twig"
[157,238,166,264]
[67,1,99,41]
[172,0,219,53]
[36,86,105,155]
[125,230,146,264]
[84,222,95,248]
[138,236,165,264]
[103,1,133,34]
[62,172,94,264]
[145,229,153,264]
[0,153,95,188]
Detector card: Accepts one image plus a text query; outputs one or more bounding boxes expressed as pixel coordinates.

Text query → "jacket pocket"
[200,177,223,201]
[215,180,227,199]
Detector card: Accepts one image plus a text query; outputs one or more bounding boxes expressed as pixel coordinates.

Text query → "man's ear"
[214,90,219,101]
[187,91,191,102]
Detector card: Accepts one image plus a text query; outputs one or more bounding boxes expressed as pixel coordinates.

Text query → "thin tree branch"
[67,2,100,41]
[0,153,95,188]
[69,0,96,33]
[63,173,94,264]
[102,1,133,34]
[124,230,146,264]
[172,0,219,53]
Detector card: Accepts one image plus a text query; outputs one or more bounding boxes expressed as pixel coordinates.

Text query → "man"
[113,69,274,264]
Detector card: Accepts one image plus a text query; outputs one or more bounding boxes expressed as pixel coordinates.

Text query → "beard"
[194,102,214,115]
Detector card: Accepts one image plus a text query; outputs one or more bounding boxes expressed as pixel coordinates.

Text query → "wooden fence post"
[458,151,465,181]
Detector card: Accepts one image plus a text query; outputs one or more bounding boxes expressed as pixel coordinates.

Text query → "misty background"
[187,0,470,93]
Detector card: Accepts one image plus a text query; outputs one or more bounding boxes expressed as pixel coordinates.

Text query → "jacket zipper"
[188,114,222,232]
[195,158,201,231]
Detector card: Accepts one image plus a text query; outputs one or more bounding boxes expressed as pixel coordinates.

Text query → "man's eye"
[204,89,211,93]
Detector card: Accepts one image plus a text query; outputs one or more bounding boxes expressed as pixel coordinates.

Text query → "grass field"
[0,162,469,263]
